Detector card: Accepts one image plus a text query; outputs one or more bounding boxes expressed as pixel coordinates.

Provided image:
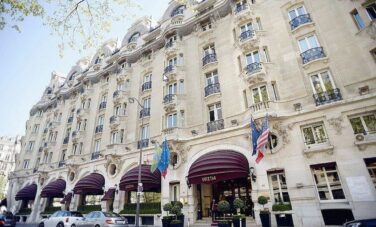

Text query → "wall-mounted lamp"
[250,167,256,182]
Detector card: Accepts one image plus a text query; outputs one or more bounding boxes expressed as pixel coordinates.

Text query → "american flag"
[256,114,269,163]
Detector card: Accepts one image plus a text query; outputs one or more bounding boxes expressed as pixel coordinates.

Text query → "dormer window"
[201,19,212,31]
[95,54,104,64]
[171,5,186,17]
[69,72,77,81]
[129,32,140,43]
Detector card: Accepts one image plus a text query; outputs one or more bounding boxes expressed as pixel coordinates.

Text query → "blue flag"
[251,117,261,156]
[158,138,170,178]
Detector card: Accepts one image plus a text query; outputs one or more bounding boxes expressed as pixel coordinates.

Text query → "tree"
[1,0,141,56]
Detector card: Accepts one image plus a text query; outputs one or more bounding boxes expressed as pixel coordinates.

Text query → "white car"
[38,211,84,227]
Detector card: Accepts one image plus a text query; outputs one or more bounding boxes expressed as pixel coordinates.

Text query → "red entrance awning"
[119,165,161,192]
[60,192,72,204]
[15,184,37,201]
[187,150,250,185]
[41,179,66,198]
[101,188,115,201]
[73,173,105,195]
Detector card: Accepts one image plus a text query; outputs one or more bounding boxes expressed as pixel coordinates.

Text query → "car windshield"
[70,212,83,217]
[103,212,121,217]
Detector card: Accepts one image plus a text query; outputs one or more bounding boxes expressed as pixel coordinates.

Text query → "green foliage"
[17,208,31,215]
[272,204,292,212]
[172,201,183,209]
[260,210,271,214]
[162,215,173,221]
[233,198,245,209]
[170,204,182,217]
[232,214,246,220]
[257,196,268,206]
[217,200,230,213]
[42,206,61,214]
[119,202,161,214]
[77,205,101,214]
[163,203,173,212]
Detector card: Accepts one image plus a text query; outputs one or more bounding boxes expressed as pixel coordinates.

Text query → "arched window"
[128,32,140,43]
[171,5,186,17]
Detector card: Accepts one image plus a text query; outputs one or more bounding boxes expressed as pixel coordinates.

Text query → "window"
[365,3,376,21]
[143,97,151,109]
[311,163,345,200]
[351,9,366,29]
[128,32,140,43]
[167,57,178,66]
[32,124,39,133]
[201,19,212,31]
[61,149,67,161]
[166,113,177,128]
[310,71,336,94]
[365,158,376,189]
[262,46,270,62]
[302,123,328,145]
[97,115,104,126]
[72,143,78,155]
[349,113,376,135]
[208,103,222,122]
[129,192,161,203]
[268,171,290,203]
[167,83,177,95]
[288,5,307,21]
[48,152,53,163]
[298,35,319,53]
[101,94,107,103]
[27,141,35,151]
[94,139,101,153]
[271,82,279,101]
[203,44,215,56]
[79,142,83,154]
[144,74,152,83]
[179,80,185,94]
[23,160,30,169]
[85,195,102,205]
[252,85,269,103]
[111,131,119,144]
[170,183,180,202]
[240,22,253,33]
[246,50,260,65]
[141,125,149,140]
[206,70,219,86]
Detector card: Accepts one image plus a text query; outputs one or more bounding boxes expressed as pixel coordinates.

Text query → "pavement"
[15,223,38,227]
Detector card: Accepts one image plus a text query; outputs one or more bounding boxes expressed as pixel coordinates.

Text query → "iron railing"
[207,119,224,133]
[235,4,248,14]
[245,62,262,75]
[139,108,151,118]
[142,81,152,91]
[204,83,221,97]
[137,139,149,149]
[95,125,103,133]
[300,47,325,64]
[202,53,217,66]
[313,88,342,106]
[163,94,175,103]
[289,14,312,30]
[239,30,254,41]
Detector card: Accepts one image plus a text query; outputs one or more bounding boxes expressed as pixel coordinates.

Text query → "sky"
[0,0,169,137]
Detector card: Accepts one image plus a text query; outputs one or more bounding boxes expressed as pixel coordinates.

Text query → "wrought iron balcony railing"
[204,83,221,97]
[110,116,118,124]
[235,4,248,14]
[313,88,342,106]
[99,101,107,110]
[141,81,152,92]
[137,139,149,149]
[164,94,175,104]
[202,53,217,66]
[245,62,262,75]
[207,119,224,133]
[164,65,175,74]
[95,125,103,133]
[239,30,254,41]
[300,47,325,64]
[139,108,151,118]
[289,14,312,30]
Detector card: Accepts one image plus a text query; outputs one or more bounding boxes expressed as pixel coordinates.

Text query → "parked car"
[71,211,128,227]
[343,219,376,227]
[0,213,16,227]
[38,211,84,227]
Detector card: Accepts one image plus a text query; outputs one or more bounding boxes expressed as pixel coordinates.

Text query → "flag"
[157,138,170,178]
[256,114,270,164]
[150,143,162,173]
[251,117,261,156]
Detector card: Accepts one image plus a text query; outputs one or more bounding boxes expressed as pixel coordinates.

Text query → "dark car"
[343,219,376,227]
[0,213,16,227]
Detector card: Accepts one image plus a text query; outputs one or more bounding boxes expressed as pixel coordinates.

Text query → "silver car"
[38,211,84,227]
[72,211,127,227]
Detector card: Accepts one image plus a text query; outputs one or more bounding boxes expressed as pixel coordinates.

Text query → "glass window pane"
[253,51,260,63]
[303,127,315,144]
[307,35,319,48]
[313,125,326,143]
[298,39,308,52]
[217,107,223,120]
[321,72,334,91]
[349,117,365,134]
[297,6,306,15]
[363,115,376,133]
[311,75,324,93]
[253,88,261,103]
[260,86,268,101]
[289,10,297,19]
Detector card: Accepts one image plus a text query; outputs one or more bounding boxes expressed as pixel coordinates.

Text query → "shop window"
[85,195,102,205]
[321,209,354,226]
[365,157,376,189]
[129,192,161,203]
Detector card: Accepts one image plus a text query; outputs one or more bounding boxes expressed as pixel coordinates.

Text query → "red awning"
[119,165,161,192]
[187,150,249,184]
[101,188,115,201]
[60,192,72,204]
[15,184,37,201]
[41,179,66,198]
[73,173,105,195]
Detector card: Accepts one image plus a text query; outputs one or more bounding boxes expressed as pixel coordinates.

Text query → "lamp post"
[128,97,144,227]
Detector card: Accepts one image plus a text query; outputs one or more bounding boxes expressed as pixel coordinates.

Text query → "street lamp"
[128,97,144,227]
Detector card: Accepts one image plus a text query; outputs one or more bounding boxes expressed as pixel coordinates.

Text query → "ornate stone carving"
[327,116,344,135]
[104,154,123,176]
[272,121,291,145]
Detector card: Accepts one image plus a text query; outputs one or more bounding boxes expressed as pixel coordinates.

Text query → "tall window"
[252,85,268,103]
[144,74,152,83]
[246,50,260,65]
[167,83,177,95]
[301,123,328,145]
[208,103,222,122]
[140,125,149,141]
[268,171,290,203]
[101,94,107,103]
[23,160,30,169]
[365,3,376,21]
[349,113,376,135]
[170,183,180,202]
[365,158,376,189]
[166,113,178,128]
[143,97,151,109]
[72,143,78,155]
[94,139,101,153]
[203,44,215,56]
[201,19,212,31]
[240,22,253,33]
[298,35,319,53]
[351,9,366,29]
[311,163,345,201]
[79,142,83,154]
[310,71,336,94]
[288,5,307,21]
[27,141,35,151]
[206,71,219,86]
[61,150,67,161]
[114,105,121,116]
[32,124,39,133]
[97,115,104,126]
[111,131,119,144]
[168,57,178,66]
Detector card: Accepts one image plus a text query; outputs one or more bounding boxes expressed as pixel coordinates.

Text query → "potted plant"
[217,200,231,227]
[272,203,293,226]
[169,202,184,227]
[162,203,173,227]
[233,214,246,227]
[218,219,231,227]
[258,196,270,227]
[233,198,245,214]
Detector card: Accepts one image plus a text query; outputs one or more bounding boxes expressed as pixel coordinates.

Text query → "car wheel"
[71,225,76,227]
[95,225,100,227]
[57,223,64,227]
[38,222,44,227]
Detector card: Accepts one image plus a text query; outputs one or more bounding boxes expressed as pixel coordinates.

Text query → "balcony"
[99,101,107,110]
[139,108,151,118]
[95,125,104,134]
[204,83,221,97]
[202,53,217,66]
[171,8,184,17]
[109,116,120,128]
[113,89,129,103]
[246,62,262,75]
[250,101,271,113]
[67,116,74,124]
[137,139,149,149]
[58,160,66,168]
[63,137,69,145]
[43,128,48,134]
[164,65,175,74]
[289,14,313,31]
[239,30,254,41]
[165,41,174,49]
[141,81,152,92]
[313,88,342,106]
[300,47,326,65]
[207,119,224,133]
[91,152,102,160]
[235,4,248,14]
[163,94,175,104]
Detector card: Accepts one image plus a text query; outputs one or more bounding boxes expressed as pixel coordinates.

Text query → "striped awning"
[15,184,37,201]
[41,179,66,198]
[73,173,105,195]
[101,188,115,201]
[187,150,250,184]
[119,165,161,192]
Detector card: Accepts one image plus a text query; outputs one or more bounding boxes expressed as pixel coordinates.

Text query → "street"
[15,223,38,227]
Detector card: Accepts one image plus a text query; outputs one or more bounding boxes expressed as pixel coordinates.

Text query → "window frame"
[351,9,366,29]
[245,50,261,65]
[268,171,291,204]
[251,85,269,104]
[166,113,178,129]
[301,122,329,146]
[298,34,320,53]
[349,113,376,135]
[309,70,336,94]
[208,103,222,122]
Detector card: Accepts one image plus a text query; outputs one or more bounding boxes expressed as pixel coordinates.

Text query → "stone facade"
[8,0,376,226]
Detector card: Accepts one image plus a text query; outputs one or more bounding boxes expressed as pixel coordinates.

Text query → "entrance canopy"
[15,183,37,201]
[119,165,161,192]
[41,179,66,198]
[73,173,105,195]
[187,150,250,185]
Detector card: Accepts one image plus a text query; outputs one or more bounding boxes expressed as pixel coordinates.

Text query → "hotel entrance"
[187,150,253,220]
